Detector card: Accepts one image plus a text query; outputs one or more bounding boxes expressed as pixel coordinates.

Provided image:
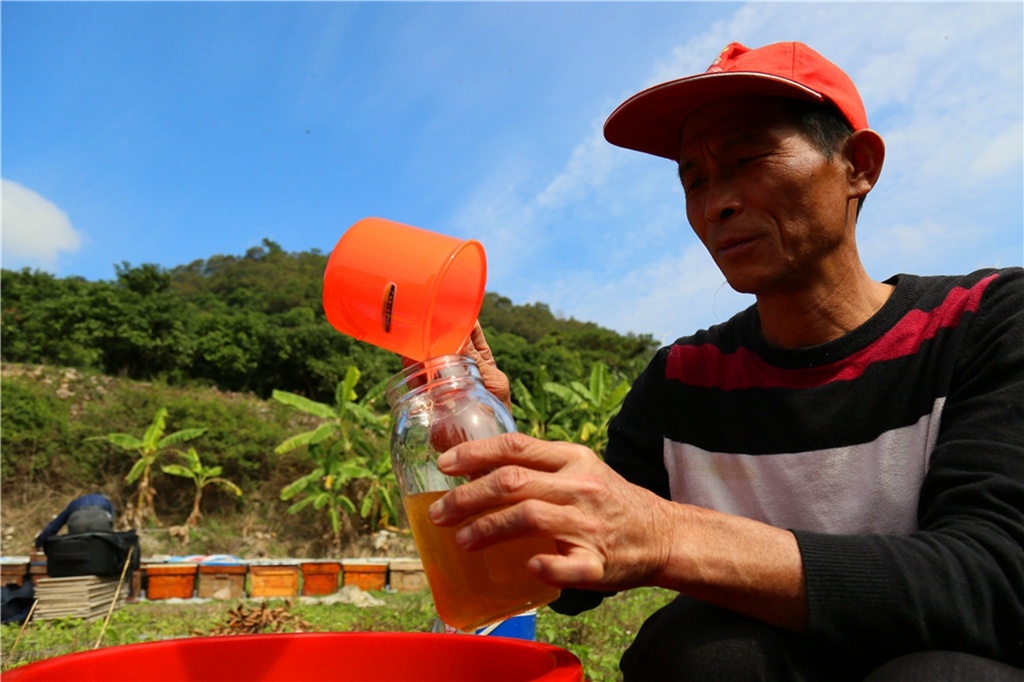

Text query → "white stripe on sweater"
[663,398,943,534]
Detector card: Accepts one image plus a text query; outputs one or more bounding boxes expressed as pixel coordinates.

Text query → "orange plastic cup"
[323,217,487,361]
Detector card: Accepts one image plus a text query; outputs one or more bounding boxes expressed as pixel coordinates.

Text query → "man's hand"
[458,323,512,411]
[426,432,672,591]
[426,431,809,632]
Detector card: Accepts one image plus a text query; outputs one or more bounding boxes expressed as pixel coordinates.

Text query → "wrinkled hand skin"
[427,431,809,632]
[458,323,512,412]
[427,432,672,592]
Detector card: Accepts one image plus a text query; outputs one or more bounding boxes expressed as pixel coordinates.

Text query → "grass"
[1,587,674,681]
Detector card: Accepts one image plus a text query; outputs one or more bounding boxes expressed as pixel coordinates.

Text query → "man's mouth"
[716,234,759,257]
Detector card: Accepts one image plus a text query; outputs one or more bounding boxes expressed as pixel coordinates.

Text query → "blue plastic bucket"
[475,610,537,640]
[435,609,538,640]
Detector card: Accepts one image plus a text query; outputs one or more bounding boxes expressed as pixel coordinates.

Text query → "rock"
[300,584,384,608]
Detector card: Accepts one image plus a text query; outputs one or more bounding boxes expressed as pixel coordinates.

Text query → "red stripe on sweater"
[667,274,997,390]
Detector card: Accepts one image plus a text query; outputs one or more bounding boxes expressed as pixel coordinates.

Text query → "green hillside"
[0,242,659,558]
[2,239,657,402]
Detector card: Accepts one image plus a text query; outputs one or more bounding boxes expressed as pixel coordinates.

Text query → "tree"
[272,366,391,552]
[101,264,195,380]
[161,447,243,528]
[91,407,207,528]
[2,243,657,402]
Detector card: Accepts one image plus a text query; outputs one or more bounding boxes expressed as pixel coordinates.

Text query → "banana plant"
[90,407,206,528]
[543,362,630,456]
[161,447,242,528]
[272,366,391,552]
[357,446,399,531]
[510,366,574,441]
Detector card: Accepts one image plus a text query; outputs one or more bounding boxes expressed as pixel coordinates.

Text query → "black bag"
[1,582,35,624]
[43,530,141,578]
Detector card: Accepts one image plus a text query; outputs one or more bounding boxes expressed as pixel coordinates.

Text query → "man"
[433,42,1024,680]
[35,492,115,549]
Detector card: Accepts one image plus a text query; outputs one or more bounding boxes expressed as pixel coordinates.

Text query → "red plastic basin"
[4,632,584,681]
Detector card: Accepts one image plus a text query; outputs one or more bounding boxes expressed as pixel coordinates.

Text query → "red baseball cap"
[604,41,868,161]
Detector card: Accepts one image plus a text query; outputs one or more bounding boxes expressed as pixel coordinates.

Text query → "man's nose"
[703,176,741,223]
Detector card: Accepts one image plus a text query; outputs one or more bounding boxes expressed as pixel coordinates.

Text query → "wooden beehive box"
[341,559,388,592]
[197,564,247,600]
[1,560,28,587]
[27,552,48,585]
[144,564,197,600]
[300,561,340,596]
[388,558,427,593]
[248,564,300,598]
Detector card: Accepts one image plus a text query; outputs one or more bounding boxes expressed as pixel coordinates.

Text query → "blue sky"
[3,2,1022,341]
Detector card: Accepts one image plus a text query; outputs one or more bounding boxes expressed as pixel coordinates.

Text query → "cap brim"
[603,72,824,162]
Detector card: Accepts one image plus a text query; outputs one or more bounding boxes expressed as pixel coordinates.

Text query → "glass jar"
[386,355,560,631]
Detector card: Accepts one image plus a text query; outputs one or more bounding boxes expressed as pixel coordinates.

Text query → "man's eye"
[737,153,767,166]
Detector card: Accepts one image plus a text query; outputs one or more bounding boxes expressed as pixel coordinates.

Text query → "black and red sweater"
[594,267,1024,667]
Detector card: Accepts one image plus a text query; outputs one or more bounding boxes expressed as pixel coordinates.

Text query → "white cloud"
[1,180,82,271]
[548,241,755,344]
[858,218,987,278]
[449,164,543,285]
[453,2,1021,337]
[535,123,613,210]
[970,121,1024,180]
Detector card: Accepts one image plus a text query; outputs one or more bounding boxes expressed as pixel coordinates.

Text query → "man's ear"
[846,129,885,201]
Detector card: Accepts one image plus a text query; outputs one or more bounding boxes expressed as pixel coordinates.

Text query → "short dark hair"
[785,99,853,159]
[785,99,866,216]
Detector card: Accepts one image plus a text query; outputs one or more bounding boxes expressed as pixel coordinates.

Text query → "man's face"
[678,96,855,297]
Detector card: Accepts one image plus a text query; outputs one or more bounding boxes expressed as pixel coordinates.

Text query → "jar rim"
[385,354,480,405]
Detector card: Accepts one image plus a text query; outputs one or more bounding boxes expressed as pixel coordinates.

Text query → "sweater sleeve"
[34,494,114,547]
[795,269,1024,669]
[35,506,73,547]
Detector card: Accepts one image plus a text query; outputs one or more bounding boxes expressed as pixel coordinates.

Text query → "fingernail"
[455,525,473,547]
[428,500,445,522]
[436,450,455,470]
